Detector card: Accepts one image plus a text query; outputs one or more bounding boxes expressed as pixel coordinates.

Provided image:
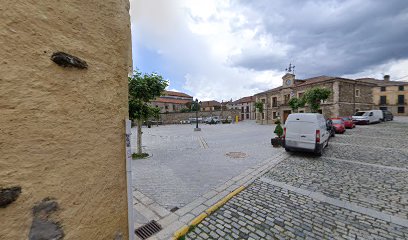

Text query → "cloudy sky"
[130,0,408,101]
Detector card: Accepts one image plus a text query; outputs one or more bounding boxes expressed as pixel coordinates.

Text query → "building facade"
[358,75,408,116]
[150,90,193,113]
[254,73,375,123]
[200,100,222,112]
[228,96,256,120]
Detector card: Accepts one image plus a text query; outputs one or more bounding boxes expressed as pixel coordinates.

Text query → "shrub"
[274,123,284,138]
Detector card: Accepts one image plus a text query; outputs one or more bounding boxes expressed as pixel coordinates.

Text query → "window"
[272,97,278,107]
[379,107,387,110]
[262,112,265,120]
[246,113,249,119]
[355,89,360,97]
[398,107,405,113]
[272,112,277,119]
[241,107,244,113]
[246,106,249,112]
[380,86,386,91]
[398,95,405,105]
[261,99,266,103]
[380,96,387,105]
[284,94,290,104]
[399,86,404,91]
[299,110,304,113]
[165,105,169,110]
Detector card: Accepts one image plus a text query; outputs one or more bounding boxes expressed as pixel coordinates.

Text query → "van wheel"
[285,148,291,152]
[315,150,322,157]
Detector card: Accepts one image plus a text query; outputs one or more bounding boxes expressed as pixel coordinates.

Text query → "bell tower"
[282,63,295,88]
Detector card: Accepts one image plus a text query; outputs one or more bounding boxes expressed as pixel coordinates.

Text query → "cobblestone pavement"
[185,120,408,239]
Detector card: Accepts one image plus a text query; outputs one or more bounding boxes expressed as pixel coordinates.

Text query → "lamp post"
[194,98,201,131]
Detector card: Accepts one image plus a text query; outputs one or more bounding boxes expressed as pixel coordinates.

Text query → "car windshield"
[342,117,350,121]
[332,120,342,124]
[354,111,366,116]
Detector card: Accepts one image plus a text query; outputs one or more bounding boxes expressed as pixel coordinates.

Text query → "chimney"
[383,75,390,82]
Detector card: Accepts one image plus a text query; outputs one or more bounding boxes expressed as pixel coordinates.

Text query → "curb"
[172,186,246,239]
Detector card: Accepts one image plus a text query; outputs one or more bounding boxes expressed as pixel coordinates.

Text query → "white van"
[283,113,330,156]
[352,110,383,124]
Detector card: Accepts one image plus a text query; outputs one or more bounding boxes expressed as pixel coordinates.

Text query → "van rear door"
[285,120,316,150]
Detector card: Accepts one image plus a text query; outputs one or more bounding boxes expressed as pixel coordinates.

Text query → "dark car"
[382,110,393,121]
[326,119,336,137]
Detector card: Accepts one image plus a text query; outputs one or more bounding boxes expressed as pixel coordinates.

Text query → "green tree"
[128,70,168,154]
[303,87,331,113]
[288,97,305,113]
[255,101,264,124]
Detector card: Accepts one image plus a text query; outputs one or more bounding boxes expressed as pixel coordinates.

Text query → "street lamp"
[194,98,201,131]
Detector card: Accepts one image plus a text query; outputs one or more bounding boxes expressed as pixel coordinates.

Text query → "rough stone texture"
[29,198,64,240]
[51,52,88,69]
[0,186,22,208]
[0,1,132,239]
[29,218,64,240]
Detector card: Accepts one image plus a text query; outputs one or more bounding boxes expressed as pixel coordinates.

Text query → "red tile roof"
[163,90,193,98]
[200,100,221,107]
[232,96,255,104]
[151,98,191,104]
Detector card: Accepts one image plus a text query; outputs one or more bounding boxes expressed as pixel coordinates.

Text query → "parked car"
[329,118,346,134]
[326,119,336,137]
[205,116,220,124]
[381,110,393,121]
[341,116,355,129]
[352,110,383,124]
[283,113,330,156]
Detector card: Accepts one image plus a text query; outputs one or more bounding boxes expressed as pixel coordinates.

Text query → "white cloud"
[342,59,408,81]
[130,0,408,101]
[130,0,287,100]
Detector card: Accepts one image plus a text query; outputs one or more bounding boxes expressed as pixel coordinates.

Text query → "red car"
[341,116,355,129]
[329,118,346,134]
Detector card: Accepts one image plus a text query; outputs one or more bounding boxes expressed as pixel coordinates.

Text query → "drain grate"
[135,220,162,239]
[170,206,179,212]
[226,152,247,159]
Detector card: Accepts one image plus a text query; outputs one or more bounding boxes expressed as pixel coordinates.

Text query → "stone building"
[200,100,222,112]
[150,90,193,113]
[228,96,256,120]
[1,1,131,239]
[254,73,375,123]
[357,75,408,116]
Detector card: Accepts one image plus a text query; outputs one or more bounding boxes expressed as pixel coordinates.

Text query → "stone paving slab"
[186,179,408,240]
[132,122,282,210]
[149,152,288,240]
